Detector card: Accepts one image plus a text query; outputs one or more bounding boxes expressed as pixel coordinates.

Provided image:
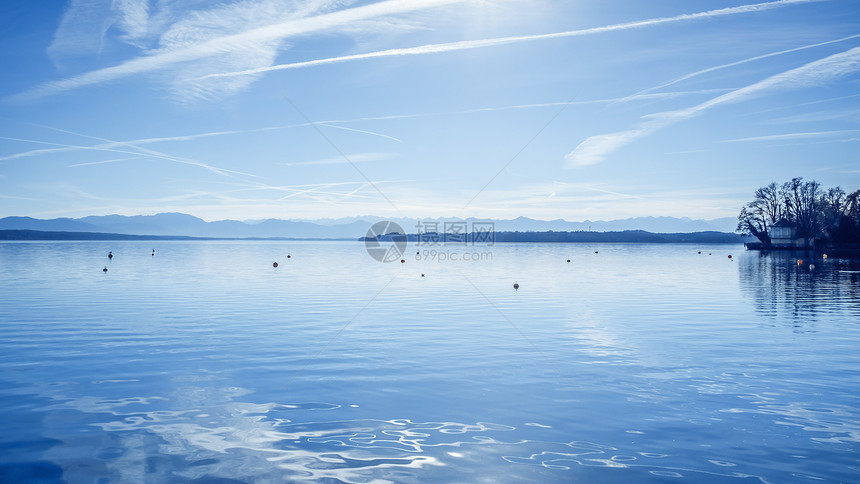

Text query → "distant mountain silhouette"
[0,212,739,239]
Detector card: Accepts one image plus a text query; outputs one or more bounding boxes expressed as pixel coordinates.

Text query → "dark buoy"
[728,255,732,259]
[567,259,571,263]
[400,259,405,264]
[513,282,519,290]
[416,251,420,255]
[287,255,291,259]
[273,262,279,268]
[103,267,108,272]
[595,250,598,254]
[108,251,113,260]
[421,273,425,277]
[698,251,701,254]
[152,249,155,256]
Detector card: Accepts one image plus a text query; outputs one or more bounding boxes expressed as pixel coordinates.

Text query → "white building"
[769,219,805,248]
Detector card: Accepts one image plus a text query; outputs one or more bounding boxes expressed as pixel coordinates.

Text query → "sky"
[1,0,859,223]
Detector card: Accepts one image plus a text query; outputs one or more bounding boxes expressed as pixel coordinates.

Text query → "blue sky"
[1,0,859,222]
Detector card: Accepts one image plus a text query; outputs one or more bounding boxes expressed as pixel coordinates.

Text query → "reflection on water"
[739,250,860,327]
[8,380,782,483]
[1,242,859,483]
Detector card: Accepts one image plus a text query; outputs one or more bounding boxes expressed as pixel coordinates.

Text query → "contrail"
[565,45,860,167]
[630,32,860,97]
[317,123,403,143]
[196,0,823,81]
[69,157,144,167]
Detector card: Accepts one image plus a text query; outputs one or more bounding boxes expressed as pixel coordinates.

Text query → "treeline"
[493,230,746,243]
[737,177,860,246]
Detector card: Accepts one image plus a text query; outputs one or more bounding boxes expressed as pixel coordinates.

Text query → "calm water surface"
[1,241,858,483]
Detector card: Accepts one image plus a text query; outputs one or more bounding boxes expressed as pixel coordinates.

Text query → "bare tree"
[782,177,824,242]
[821,186,846,236]
[738,179,858,247]
[737,181,786,245]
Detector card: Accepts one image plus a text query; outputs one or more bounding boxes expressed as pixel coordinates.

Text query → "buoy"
[567,259,570,263]
[103,267,108,272]
[698,251,701,254]
[273,262,278,268]
[421,273,425,277]
[416,251,420,255]
[400,259,405,263]
[809,264,816,270]
[595,251,598,254]
[728,255,732,259]
[287,255,291,259]
[513,282,519,290]
[108,252,113,259]
[823,254,828,260]
[797,259,803,265]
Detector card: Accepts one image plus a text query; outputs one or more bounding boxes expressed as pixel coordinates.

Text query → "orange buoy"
[797,259,803,265]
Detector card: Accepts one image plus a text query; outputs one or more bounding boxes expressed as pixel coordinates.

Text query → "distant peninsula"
[374,230,749,244]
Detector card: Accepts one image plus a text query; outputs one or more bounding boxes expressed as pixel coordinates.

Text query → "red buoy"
[400,259,405,263]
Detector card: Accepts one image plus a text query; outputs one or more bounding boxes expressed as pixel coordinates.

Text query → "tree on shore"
[738,177,860,247]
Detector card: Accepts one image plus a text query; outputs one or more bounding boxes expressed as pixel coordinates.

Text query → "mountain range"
[0,213,739,239]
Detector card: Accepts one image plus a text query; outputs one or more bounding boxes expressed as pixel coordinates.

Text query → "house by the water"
[744,219,809,250]
[769,219,806,248]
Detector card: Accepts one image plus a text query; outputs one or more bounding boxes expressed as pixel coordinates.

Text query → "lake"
[1,241,858,483]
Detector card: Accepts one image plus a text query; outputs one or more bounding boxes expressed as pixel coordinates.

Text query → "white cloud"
[17,0,468,101]
[564,129,652,168]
